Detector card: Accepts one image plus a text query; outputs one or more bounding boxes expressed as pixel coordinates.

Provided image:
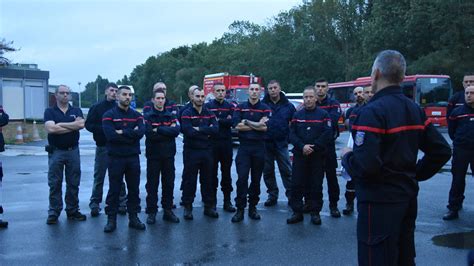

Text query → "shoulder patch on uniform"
[355,131,365,146]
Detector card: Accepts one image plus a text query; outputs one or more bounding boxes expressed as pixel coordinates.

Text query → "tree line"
[81,0,474,107]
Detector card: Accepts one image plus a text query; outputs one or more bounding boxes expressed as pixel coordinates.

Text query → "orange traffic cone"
[15,125,24,144]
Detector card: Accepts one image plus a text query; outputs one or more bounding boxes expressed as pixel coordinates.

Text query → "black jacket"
[0,108,9,152]
[342,86,451,203]
[102,106,145,157]
[181,106,218,149]
[205,99,234,140]
[144,107,180,159]
[448,103,474,149]
[289,107,332,156]
[262,92,296,147]
[85,99,116,146]
[316,96,341,139]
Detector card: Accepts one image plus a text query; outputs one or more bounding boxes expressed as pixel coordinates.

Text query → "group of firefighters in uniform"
[0,50,473,265]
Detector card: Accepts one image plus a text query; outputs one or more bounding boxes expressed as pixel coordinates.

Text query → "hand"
[116,129,123,134]
[303,144,314,156]
[153,128,157,132]
[193,127,199,131]
[226,115,232,119]
[134,126,138,130]
[260,117,269,123]
[341,147,352,157]
[242,119,248,125]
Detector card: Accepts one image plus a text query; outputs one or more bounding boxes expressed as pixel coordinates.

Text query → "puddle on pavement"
[16,172,31,175]
[432,231,474,249]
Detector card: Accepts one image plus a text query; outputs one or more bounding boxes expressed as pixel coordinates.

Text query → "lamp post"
[78,82,82,108]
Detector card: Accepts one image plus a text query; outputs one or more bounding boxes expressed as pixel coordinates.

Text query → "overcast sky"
[1,0,302,91]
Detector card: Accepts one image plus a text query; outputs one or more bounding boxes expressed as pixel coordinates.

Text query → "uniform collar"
[370,86,402,102]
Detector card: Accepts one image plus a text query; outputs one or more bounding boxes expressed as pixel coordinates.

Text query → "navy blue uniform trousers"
[289,153,324,213]
[235,141,265,209]
[105,155,141,215]
[146,157,175,212]
[448,146,474,211]
[181,148,214,206]
[357,197,417,266]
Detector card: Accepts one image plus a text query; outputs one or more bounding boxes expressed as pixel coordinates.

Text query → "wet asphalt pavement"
[0,129,473,265]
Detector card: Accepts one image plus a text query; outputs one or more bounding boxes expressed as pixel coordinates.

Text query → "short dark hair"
[464,72,474,77]
[153,88,165,97]
[267,80,280,86]
[105,83,118,90]
[315,78,328,84]
[118,85,131,92]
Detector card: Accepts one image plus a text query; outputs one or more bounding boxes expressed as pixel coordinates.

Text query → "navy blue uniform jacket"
[85,98,116,146]
[289,107,332,156]
[181,106,218,149]
[205,99,234,140]
[143,98,178,115]
[232,100,271,141]
[342,86,451,203]
[144,107,180,159]
[448,103,474,149]
[102,106,145,157]
[262,92,296,147]
[316,96,341,139]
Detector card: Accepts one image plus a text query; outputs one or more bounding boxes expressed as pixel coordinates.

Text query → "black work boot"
[183,205,193,220]
[146,213,156,225]
[104,215,117,233]
[330,206,341,218]
[310,212,322,225]
[231,208,244,223]
[128,213,146,230]
[223,194,236,213]
[248,206,261,220]
[204,206,219,218]
[0,219,8,228]
[342,201,354,216]
[443,210,459,220]
[264,197,277,207]
[163,209,180,223]
[286,212,304,224]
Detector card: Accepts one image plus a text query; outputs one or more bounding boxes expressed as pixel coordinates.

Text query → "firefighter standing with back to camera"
[231,83,271,223]
[102,85,146,233]
[205,82,237,213]
[144,88,180,225]
[314,78,342,217]
[341,50,451,265]
[287,86,332,225]
[443,85,474,221]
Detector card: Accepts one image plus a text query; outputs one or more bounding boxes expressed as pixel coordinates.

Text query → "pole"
[96,83,99,102]
[78,82,82,108]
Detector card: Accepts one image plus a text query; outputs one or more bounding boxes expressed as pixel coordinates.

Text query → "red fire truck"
[329,74,453,127]
[203,72,264,104]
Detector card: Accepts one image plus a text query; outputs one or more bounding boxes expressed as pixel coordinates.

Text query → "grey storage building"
[0,64,49,120]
